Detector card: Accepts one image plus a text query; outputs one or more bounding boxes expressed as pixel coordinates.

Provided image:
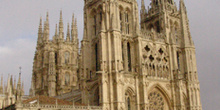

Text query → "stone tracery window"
[148,91,165,110]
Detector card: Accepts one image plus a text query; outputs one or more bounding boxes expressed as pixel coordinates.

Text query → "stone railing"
[141,30,166,42]
[19,104,102,110]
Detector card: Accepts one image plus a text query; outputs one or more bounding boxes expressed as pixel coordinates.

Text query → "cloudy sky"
[0,0,219,109]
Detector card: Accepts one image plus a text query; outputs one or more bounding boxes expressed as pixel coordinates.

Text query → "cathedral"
[29,0,202,110]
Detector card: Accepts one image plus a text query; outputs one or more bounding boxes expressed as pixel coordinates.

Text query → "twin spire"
[37,11,78,44]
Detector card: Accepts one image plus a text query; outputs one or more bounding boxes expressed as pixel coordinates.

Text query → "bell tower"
[80,0,140,109]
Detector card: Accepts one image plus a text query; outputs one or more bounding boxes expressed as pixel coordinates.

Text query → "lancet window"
[127,42,132,71]
[127,97,131,110]
[125,93,132,110]
[55,52,58,65]
[95,43,99,71]
[120,11,123,32]
[125,11,130,34]
[177,52,180,70]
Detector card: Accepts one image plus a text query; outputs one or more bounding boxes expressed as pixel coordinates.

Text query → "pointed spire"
[13,76,16,93]
[6,74,13,96]
[17,67,22,98]
[43,12,50,41]
[37,17,43,44]
[18,72,21,86]
[179,0,192,46]
[71,14,75,42]
[59,10,64,40]
[55,24,58,36]
[21,81,24,95]
[74,18,78,39]
[66,23,70,42]
[141,0,146,11]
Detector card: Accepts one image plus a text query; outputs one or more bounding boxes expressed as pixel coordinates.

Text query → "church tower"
[80,0,202,110]
[139,0,202,109]
[30,11,79,97]
[80,0,144,109]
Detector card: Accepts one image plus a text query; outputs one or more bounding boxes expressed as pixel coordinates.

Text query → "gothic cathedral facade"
[30,0,202,110]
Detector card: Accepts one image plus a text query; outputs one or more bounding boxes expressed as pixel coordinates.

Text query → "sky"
[0,0,219,109]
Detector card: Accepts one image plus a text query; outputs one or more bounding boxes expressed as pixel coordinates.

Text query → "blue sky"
[0,0,219,109]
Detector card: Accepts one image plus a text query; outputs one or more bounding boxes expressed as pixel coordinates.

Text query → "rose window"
[148,91,164,110]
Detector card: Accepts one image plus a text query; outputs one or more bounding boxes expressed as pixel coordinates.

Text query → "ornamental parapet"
[18,104,102,110]
[140,30,166,43]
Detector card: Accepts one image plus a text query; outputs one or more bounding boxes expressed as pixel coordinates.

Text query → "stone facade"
[30,0,202,110]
